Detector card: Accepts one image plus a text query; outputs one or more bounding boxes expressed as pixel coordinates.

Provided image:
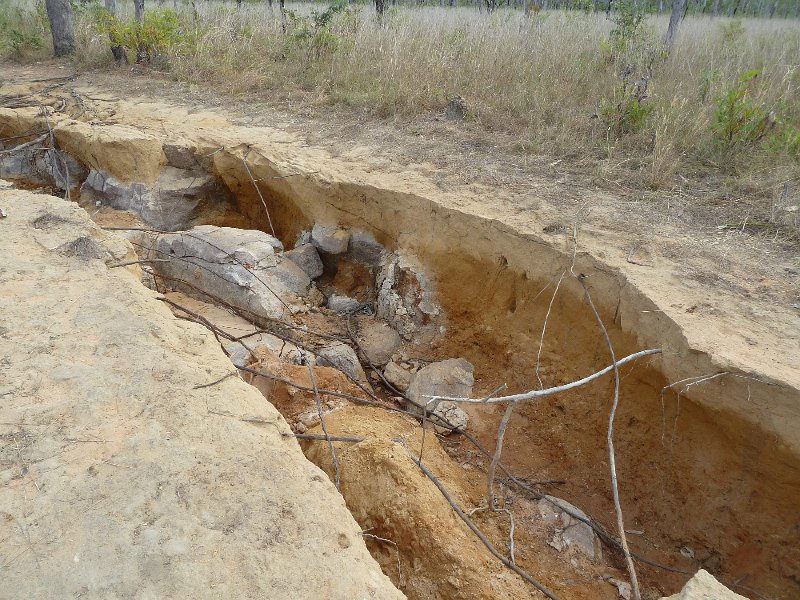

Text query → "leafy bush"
[718,19,745,46]
[284,0,352,63]
[711,70,774,153]
[0,3,48,58]
[96,8,182,63]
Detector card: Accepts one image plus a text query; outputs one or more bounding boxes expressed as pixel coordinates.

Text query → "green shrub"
[96,8,182,63]
[711,70,774,154]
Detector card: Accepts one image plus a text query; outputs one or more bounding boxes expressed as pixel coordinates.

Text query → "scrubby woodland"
[3,0,800,228]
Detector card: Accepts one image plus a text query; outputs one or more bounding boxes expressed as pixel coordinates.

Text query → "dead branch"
[307,360,341,490]
[0,134,48,156]
[284,433,365,443]
[241,150,277,238]
[580,275,641,600]
[425,348,661,405]
[409,451,560,600]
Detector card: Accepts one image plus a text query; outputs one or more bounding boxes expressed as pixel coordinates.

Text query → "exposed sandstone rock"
[80,166,233,231]
[0,189,403,600]
[376,255,440,340]
[383,360,413,392]
[317,341,370,387]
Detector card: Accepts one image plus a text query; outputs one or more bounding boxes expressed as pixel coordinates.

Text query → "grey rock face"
[285,243,324,279]
[81,166,232,231]
[376,255,440,340]
[312,223,350,255]
[347,230,386,267]
[152,226,315,322]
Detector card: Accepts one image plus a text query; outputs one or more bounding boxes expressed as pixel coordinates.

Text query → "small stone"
[431,401,469,435]
[660,569,748,600]
[285,243,324,279]
[356,321,401,367]
[295,422,307,433]
[312,223,350,255]
[383,361,412,393]
[538,495,601,559]
[327,294,362,314]
[316,342,369,385]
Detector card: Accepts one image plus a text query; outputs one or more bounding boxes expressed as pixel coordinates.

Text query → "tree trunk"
[44,0,76,57]
[665,0,688,53]
[711,0,720,15]
[104,0,128,65]
[376,0,386,16]
[279,0,287,33]
[133,0,147,63]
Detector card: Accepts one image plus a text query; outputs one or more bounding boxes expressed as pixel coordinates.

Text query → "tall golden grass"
[4,1,800,198]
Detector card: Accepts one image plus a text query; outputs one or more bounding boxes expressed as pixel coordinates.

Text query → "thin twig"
[307,361,341,490]
[409,452,560,600]
[241,150,276,237]
[283,433,365,443]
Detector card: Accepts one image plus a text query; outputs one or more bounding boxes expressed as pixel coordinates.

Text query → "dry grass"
[4,1,800,210]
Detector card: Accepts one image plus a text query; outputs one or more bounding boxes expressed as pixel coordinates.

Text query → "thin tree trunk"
[711,0,720,14]
[665,0,688,53]
[376,0,386,16]
[279,0,287,33]
[104,0,128,65]
[133,0,146,63]
[44,0,76,57]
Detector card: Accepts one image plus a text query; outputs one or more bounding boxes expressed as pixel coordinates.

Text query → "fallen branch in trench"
[284,433,365,443]
[409,451,561,600]
[307,360,341,491]
[424,348,662,405]
[241,150,277,238]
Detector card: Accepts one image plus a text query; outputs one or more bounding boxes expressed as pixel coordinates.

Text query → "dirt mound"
[0,189,402,599]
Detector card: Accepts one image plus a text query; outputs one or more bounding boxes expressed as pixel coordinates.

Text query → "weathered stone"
[316,342,369,386]
[430,401,469,434]
[407,358,474,410]
[285,243,324,279]
[356,320,401,367]
[376,254,440,340]
[383,360,412,393]
[312,223,350,255]
[327,294,363,314]
[660,569,747,600]
[348,230,386,267]
[80,166,233,231]
[152,225,313,323]
[538,495,601,560]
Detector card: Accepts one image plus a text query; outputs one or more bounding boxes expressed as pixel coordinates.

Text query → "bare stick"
[307,361,341,491]
[241,151,276,238]
[362,530,402,582]
[0,133,48,156]
[580,276,641,600]
[284,433,365,443]
[426,348,661,404]
[409,452,560,600]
